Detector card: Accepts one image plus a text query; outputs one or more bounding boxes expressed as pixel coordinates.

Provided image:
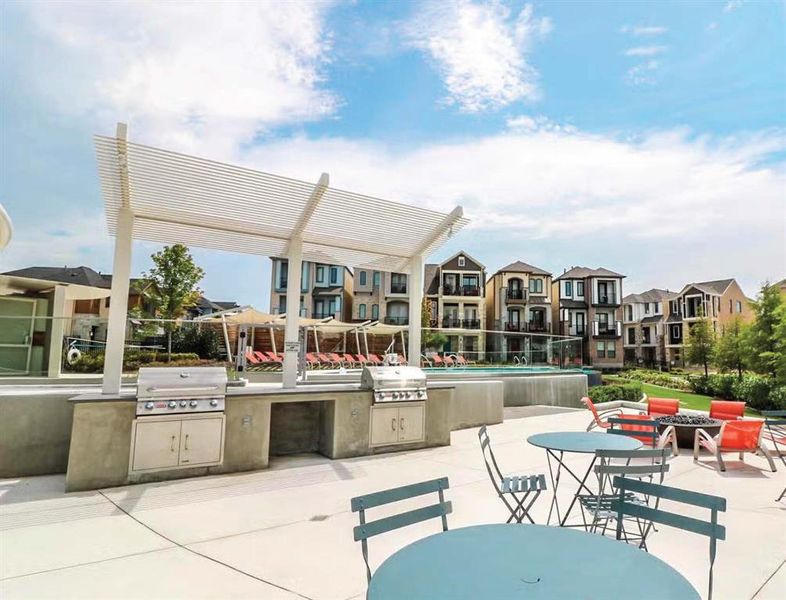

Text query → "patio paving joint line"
[751,558,785,599]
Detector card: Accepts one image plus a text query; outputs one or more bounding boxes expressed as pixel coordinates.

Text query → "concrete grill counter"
[63,379,455,492]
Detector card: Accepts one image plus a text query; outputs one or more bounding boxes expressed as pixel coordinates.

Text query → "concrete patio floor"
[1,407,784,600]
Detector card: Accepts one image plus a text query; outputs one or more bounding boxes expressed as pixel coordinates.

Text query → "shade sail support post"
[407,254,424,367]
[102,123,133,395]
[282,237,303,387]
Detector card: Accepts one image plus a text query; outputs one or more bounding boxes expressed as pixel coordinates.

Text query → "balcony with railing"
[442,284,482,297]
[528,321,548,333]
[389,283,407,295]
[384,316,409,325]
[592,320,622,338]
[442,317,481,329]
[505,288,526,303]
[593,293,619,307]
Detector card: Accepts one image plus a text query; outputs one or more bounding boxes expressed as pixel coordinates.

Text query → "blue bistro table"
[528,432,642,527]
[368,524,698,600]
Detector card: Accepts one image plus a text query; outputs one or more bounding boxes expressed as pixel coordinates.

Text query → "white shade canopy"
[94,136,468,273]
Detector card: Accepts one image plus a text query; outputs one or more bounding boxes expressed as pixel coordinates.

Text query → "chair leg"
[777,485,786,502]
[717,450,726,472]
[759,445,777,472]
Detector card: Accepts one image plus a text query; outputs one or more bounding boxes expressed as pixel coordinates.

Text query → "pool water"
[421,366,592,374]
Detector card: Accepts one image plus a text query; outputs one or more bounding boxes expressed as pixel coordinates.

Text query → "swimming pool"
[422,366,592,374]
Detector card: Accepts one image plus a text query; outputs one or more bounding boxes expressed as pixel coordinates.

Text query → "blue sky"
[1,0,784,308]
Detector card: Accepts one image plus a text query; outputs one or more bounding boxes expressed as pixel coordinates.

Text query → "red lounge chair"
[368,354,384,365]
[318,353,339,367]
[443,355,455,367]
[342,354,357,367]
[355,354,369,366]
[305,353,321,368]
[647,397,679,417]
[245,349,260,364]
[454,355,470,366]
[265,351,283,363]
[694,419,776,472]
[582,396,623,431]
[430,354,445,367]
[709,400,745,421]
[329,352,346,366]
[397,354,408,365]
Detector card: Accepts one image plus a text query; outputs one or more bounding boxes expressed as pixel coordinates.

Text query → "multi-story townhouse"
[551,266,625,370]
[622,289,676,368]
[484,260,552,361]
[664,278,751,366]
[351,269,410,324]
[424,251,486,359]
[269,258,353,321]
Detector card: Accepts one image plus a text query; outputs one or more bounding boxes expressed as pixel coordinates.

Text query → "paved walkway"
[1,409,784,599]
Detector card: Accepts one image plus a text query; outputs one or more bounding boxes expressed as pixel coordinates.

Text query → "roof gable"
[494,260,551,277]
[554,266,625,281]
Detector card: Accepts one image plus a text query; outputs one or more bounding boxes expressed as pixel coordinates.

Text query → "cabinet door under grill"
[132,420,182,471]
[178,416,224,466]
[397,404,425,443]
[370,405,400,447]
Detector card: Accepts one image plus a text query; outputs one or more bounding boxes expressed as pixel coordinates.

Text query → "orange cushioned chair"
[647,397,680,417]
[581,396,622,431]
[694,420,776,472]
[709,400,745,421]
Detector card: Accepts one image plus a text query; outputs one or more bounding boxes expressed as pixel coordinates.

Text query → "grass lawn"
[604,376,757,415]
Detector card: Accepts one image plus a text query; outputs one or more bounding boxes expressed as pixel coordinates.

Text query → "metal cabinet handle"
[184,434,189,451]
[400,418,405,431]
[170,435,176,452]
[391,418,397,431]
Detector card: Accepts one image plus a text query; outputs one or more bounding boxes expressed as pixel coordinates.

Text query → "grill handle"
[145,385,220,394]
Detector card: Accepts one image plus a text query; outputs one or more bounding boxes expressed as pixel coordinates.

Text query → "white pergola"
[95,124,468,393]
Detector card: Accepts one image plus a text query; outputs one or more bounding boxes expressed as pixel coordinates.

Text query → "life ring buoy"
[67,347,82,365]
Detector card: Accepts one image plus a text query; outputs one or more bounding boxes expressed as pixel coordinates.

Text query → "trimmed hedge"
[617,369,691,391]
[67,350,203,373]
[588,381,643,404]
[688,373,783,411]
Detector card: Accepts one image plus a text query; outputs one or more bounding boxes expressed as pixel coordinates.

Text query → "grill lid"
[137,366,228,400]
[360,366,427,390]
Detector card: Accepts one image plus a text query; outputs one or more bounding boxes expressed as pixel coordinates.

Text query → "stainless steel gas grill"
[136,366,227,416]
[129,367,228,475]
[361,366,428,403]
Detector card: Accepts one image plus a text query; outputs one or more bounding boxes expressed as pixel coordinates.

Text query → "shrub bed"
[588,381,643,404]
[66,350,205,373]
[688,373,783,411]
[617,369,691,391]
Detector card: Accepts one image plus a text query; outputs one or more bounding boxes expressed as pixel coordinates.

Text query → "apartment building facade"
[424,251,486,359]
[269,258,353,321]
[352,269,410,324]
[622,289,676,368]
[664,278,751,366]
[485,260,552,361]
[552,266,625,369]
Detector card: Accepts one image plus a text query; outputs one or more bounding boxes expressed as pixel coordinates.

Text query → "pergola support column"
[407,254,424,367]
[47,285,67,378]
[282,238,303,387]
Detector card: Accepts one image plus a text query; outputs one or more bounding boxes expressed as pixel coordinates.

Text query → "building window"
[627,328,636,344]
[576,281,584,297]
[607,344,616,358]
[316,266,325,283]
[565,281,572,297]
[358,304,366,319]
[329,266,339,285]
[359,271,367,286]
[373,271,380,287]
[458,256,465,267]
[278,261,288,289]
[625,305,633,321]
[529,279,543,294]
[371,304,379,320]
[391,273,407,294]
[736,301,742,313]
[105,297,111,308]
[644,303,650,314]
[655,302,661,314]
[596,341,606,358]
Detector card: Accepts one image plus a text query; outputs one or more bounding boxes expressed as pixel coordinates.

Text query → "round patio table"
[528,432,642,526]
[368,524,699,600]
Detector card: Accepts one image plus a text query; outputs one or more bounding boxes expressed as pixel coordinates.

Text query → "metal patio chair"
[611,477,726,600]
[350,477,452,582]
[762,410,786,500]
[478,425,547,524]
[579,448,670,547]
[694,419,776,472]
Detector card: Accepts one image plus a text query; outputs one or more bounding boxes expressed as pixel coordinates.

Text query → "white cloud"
[724,0,746,12]
[627,60,661,85]
[620,25,667,36]
[18,1,339,155]
[506,114,575,133]
[625,45,667,57]
[403,1,551,112]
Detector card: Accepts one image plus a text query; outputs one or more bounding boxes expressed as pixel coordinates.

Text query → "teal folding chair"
[351,477,452,582]
[762,410,786,501]
[478,425,547,524]
[611,476,726,600]
[579,448,670,546]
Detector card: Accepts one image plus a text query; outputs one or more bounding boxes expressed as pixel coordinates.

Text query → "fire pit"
[657,415,723,449]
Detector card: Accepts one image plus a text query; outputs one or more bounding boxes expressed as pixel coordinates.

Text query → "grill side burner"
[136,366,228,416]
[360,366,428,403]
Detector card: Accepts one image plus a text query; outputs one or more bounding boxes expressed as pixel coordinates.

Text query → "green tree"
[714,317,747,378]
[745,282,785,379]
[684,308,715,377]
[142,244,205,359]
[421,297,447,352]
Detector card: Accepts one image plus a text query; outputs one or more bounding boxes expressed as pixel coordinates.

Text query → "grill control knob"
[144,402,154,410]
[180,401,187,407]
[168,401,177,409]
[189,400,198,408]
[209,399,219,407]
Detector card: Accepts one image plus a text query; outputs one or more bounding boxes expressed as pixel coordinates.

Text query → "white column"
[102,206,134,394]
[282,238,303,387]
[47,285,67,378]
[407,255,424,366]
